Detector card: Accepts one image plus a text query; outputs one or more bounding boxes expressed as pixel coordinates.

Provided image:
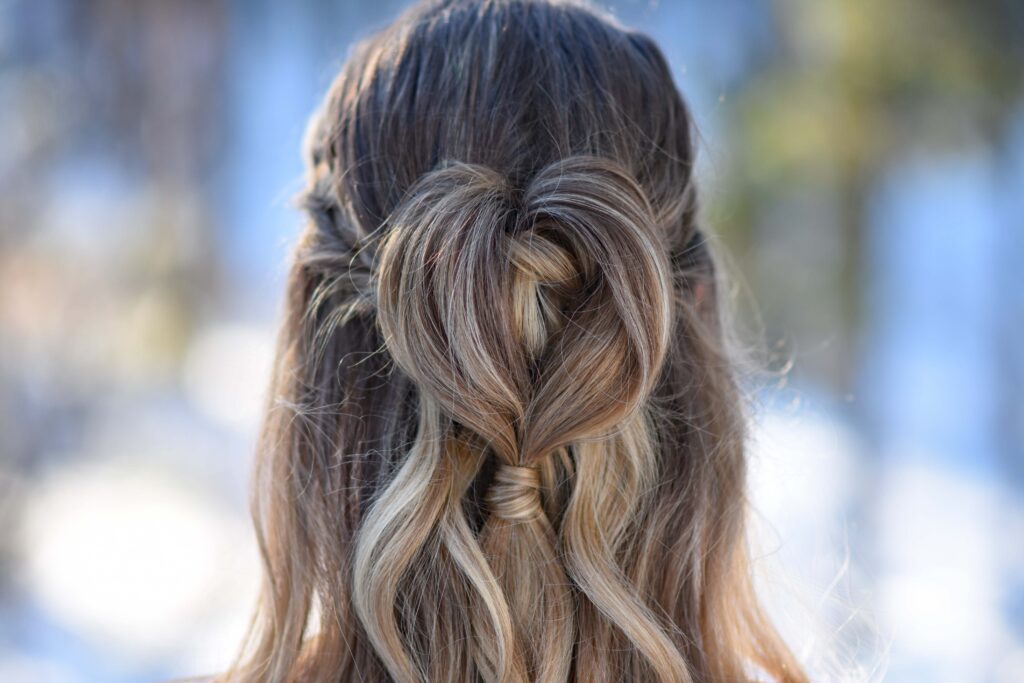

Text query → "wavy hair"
[219,0,809,681]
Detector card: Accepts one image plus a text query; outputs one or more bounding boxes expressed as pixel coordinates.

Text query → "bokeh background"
[1,1,1022,681]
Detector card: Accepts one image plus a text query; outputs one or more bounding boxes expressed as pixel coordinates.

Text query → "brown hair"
[221,0,808,681]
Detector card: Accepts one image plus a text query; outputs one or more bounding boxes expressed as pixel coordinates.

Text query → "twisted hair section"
[363,155,680,681]
[219,1,810,682]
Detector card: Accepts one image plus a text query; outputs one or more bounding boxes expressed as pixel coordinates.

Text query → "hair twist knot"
[485,463,543,521]
[507,229,584,359]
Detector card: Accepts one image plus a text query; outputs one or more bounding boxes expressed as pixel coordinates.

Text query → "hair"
[219,0,809,681]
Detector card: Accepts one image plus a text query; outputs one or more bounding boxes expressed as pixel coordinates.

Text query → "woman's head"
[227,0,807,681]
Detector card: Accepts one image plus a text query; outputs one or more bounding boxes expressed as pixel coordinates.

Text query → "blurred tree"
[710,0,1024,389]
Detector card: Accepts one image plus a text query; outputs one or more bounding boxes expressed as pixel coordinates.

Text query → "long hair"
[220,1,809,681]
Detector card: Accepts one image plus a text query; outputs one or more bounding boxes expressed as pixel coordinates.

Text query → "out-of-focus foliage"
[712,0,1024,386]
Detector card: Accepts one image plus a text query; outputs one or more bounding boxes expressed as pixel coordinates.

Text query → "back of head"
[226,1,808,681]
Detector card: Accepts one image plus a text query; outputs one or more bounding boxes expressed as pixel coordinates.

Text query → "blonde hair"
[221,0,809,681]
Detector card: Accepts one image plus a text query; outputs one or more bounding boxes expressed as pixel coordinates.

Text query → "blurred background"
[1,0,1021,681]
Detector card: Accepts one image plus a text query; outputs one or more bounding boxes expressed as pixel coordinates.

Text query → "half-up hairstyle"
[221,1,809,681]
